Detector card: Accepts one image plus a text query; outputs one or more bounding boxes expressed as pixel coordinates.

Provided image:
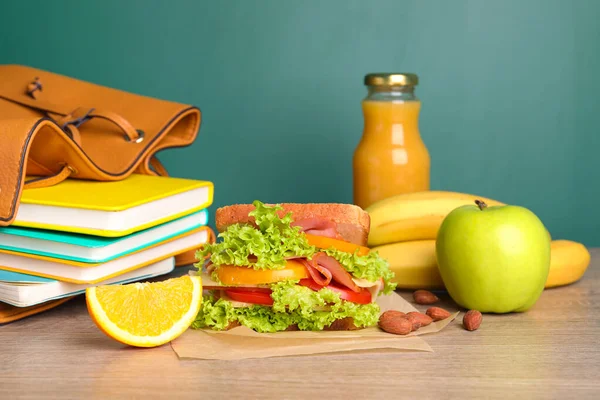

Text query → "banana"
[545,240,591,288]
[374,240,444,290]
[365,191,505,247]
[373,239,590,290]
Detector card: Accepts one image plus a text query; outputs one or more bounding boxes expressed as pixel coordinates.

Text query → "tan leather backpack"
[0,64,202,226]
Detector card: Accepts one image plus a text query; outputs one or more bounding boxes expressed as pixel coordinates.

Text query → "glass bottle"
[353,73,430,210]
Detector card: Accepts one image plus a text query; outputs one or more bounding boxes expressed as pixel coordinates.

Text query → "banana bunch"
[366,191,591,289]
[366,191,505,246]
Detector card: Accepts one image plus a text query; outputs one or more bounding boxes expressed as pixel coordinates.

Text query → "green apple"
[435,200,550,313]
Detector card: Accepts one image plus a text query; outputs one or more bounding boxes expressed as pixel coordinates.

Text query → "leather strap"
[24,164,74,190]
[149,156,169,176]
[54,107,143,143]
[0,297,73,324]
[135,155,170,177]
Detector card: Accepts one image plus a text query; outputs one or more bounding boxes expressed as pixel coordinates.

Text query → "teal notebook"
[0,209,208,263]
[0,258,175,307]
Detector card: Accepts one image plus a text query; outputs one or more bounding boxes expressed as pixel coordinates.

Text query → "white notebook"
[0,258,176,307]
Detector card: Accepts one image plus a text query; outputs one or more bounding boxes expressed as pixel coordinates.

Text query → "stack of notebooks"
[0,173,214,312]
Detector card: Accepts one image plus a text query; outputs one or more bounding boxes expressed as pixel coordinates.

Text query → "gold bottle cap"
[364,73,419,87]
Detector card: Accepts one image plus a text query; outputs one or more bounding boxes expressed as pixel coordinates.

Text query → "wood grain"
[1,250,599,399]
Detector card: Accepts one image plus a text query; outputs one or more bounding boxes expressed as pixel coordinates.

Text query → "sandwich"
[191,200,396,333]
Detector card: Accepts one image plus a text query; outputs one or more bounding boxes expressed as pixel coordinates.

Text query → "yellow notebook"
[13,174,214,237]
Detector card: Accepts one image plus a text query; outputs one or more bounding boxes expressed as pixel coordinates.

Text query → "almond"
[409,320,421,331]
[381,310,406,319]
[406,311,433,328]
[404,314,421,331]
[378,311,412,335]
[463,310,482,331]
[412,290,439,305]
[426,306,451,321]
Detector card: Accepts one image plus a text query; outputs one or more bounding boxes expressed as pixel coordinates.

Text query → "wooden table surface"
[1,250,599,400]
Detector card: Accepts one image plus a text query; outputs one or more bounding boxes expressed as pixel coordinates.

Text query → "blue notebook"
[0,258,176,307]
[0,209,208,263]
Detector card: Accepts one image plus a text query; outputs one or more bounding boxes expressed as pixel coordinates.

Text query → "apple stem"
[475,200,487,210]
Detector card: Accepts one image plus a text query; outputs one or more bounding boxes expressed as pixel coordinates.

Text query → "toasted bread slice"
[216,203,370,246]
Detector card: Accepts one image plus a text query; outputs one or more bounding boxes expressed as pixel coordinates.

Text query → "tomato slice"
[216,259,308,285]
[225,288,274,306]
[299,278,372,305]
[304,233,370,256]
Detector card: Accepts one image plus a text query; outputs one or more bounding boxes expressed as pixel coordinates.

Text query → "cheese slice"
[352,277,384,302]
[219,293,257,308]
[193,271,219,286]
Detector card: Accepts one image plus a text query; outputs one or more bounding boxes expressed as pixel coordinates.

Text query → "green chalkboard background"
[1,0,599,245]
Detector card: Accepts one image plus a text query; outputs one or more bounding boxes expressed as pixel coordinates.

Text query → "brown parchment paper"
[170,292,458,360]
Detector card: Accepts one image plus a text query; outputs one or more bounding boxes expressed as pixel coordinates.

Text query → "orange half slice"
[86,275,202,348]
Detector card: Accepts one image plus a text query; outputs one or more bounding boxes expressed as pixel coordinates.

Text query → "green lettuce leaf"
[191,281,380,333]
[324,248,397,294]
[195,200,315,270]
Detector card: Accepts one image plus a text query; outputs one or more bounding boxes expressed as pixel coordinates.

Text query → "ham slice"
[312,252,361,293]
[299,258,332,286]
[292,218,341,240]
[205,261,216,275]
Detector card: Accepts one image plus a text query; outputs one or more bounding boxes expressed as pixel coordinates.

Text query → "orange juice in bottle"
[353,73,430,209]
